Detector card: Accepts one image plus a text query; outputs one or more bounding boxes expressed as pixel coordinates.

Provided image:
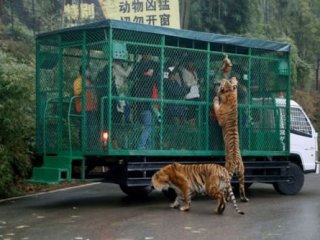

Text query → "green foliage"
[0,151,16,197]
[183,0,320,91]
[190,0,250,34]
[0,48,35,198]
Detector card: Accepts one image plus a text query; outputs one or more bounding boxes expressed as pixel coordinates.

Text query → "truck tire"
[119,184,152,198]
[273,163,304,195]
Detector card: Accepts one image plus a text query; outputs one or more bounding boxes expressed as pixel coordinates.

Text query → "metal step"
[28,154,85,184]
[28,167,70,184]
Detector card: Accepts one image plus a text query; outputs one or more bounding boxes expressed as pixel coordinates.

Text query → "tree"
[180,0,191,29]
[0,48,35,197]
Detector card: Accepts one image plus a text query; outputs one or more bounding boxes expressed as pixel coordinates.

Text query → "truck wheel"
[119,184,152,198]
[273,163,304,195]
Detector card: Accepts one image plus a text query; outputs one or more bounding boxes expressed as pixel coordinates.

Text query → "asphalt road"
[1,174,320,240]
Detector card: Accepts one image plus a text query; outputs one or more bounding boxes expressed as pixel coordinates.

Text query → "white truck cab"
[276,98,319,173]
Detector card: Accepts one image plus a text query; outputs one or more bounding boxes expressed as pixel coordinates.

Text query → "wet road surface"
[1,174,320,240]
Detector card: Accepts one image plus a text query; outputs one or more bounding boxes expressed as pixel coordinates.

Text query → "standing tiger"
[151,163,244,215]
[213,77,249,202]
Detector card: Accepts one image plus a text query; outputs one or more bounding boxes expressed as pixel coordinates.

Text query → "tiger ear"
[172,162,181,169]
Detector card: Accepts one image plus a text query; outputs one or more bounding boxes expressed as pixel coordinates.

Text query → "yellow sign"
[98,0,180,29]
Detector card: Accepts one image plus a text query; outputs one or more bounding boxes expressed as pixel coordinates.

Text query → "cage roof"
[37,19,290,52]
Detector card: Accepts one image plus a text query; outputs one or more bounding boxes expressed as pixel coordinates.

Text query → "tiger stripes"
[213,78,249,202]
[151,163,244,215]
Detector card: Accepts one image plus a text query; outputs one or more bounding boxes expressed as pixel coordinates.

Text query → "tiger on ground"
[213,77,249,202]
[151,163,245,215]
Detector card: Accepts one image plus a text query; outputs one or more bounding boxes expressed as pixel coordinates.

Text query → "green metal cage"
[35,19,291,161]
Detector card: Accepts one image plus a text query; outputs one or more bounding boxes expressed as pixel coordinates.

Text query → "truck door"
[290,106,317,172]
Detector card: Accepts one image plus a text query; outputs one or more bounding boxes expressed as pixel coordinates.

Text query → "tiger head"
[217,77,238,102]
[151,168,170,191]
[151,163,181,191]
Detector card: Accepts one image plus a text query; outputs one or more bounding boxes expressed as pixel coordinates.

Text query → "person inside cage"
[130,54,159,150]
[164,64,189,125]
[232,64,250,150]
[95,63,118,121]
[112,59,133,123]
[181,59,201,126]
[73,65,98,149]
[163,63,190,149]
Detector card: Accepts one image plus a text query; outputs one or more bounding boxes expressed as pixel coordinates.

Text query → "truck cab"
[276,98,318,173]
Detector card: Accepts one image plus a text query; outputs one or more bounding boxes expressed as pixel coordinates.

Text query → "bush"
[0,151,17,197]
[0,48,35,198]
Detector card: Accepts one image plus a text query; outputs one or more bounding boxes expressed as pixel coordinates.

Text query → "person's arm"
[122,64,133,78]
[164,80,174,98]
[114,63,133,78]
[181,83,190,96]
[182,69,192,88]
[193,71,200,85]
[73,76,82,96]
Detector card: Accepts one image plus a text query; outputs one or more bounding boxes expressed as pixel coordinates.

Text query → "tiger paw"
[170,202,179,209]
[216,204,226,215]
[240,196,249,202]
[179,206,190,211]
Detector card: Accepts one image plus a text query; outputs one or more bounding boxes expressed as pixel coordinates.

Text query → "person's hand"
[144,69,154,77]
[222,54,232,75]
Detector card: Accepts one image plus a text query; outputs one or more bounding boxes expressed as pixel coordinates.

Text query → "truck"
[30,19,319,197]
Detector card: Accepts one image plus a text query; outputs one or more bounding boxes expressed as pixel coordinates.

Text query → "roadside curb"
[0,182,101,203]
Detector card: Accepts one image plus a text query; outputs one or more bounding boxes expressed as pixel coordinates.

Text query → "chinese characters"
[119,0,171,26]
